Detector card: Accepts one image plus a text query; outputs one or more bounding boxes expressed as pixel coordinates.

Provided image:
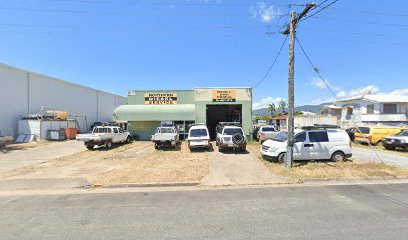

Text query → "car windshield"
[190,129,208,137]
[94,127,111,133]
[357,127,370,134]
[159,128,174,133]
[272,131,288,142]
[223,128,243,135]
[396,130,408,137]
[262,127,275,132]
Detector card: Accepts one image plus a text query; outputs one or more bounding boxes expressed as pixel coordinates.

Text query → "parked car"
[215,122,241,146]
[354,126,405,145]
[260,127,352,163]
[187,124,210,150]
[76,126,132,150]
[217,126,247,152]
[152,126,179,149]
[257,126,279,143]
[382,130,408,151]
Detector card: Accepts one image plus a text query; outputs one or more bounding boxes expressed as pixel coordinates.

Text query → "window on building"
[367,104,374,114]
[383,104,397,114]
[308,131,329,142]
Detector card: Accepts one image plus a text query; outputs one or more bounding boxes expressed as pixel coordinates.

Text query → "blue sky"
[1,0,407,109]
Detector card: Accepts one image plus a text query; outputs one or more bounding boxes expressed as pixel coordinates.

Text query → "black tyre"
[384,145,396,150]
[277,153,285,163]
[126,136,132,144]
[331,151,345,162]
[86,144,94,150]
[232,133,244,145]
[218,146,223,152]
[240,147,246,152]
[105,141,113,149]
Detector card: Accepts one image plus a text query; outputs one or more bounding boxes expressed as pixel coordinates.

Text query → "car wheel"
[218,147,223,152]
[154,145,159,149]
[86,144,94,150]
[277,153,285,163]
[216,141,218,146]
[384,145,396,150]
[126,136,132,144]
[105,141,113,150]
[375,141,383,146]
[331,151,345,162]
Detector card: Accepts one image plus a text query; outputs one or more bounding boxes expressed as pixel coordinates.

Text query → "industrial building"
[0,63,126,137]
[113,88,253,140]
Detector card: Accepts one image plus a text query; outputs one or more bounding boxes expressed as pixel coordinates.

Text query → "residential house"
[320,104,342,122]
[335,94,408,127]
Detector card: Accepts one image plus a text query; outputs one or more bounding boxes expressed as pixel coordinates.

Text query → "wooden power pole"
[283,3,315,169]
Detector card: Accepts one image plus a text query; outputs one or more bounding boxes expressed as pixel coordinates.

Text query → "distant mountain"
[253,102,332,116]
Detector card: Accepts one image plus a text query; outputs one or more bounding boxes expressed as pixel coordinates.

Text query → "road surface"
[1,183,408,239]
[352,146,408,168]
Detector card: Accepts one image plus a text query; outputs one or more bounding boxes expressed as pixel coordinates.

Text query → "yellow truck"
[354,126,405,145]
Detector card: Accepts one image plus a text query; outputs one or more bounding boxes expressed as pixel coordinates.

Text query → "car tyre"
[218,146,223,152]
[86,144,94,150]
[126,136,132,144]
[105,141,113,150]
[331,151,345,162]
[277,153,285,163]
[384,145,396,150]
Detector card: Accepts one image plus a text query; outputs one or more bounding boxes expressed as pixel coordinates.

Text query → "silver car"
[257,126,279,143]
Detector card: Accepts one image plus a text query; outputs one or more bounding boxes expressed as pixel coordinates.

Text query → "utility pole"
[283,3,315,169]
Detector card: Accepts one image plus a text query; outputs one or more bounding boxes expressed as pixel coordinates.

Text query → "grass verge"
[247,142,408,179]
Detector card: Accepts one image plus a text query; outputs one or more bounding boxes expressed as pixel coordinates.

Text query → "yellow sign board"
[144,93,178,105]
[212,90,236,102]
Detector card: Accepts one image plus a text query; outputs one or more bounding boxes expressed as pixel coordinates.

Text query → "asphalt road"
[1,183,408,240]
[352,146,408,168]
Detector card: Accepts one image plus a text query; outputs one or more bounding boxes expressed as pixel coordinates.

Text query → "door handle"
[304,143,314,147]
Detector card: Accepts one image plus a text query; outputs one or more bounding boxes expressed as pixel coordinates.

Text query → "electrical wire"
[252,35,288,89]
[300,0,340,22]
[295,36,385,164]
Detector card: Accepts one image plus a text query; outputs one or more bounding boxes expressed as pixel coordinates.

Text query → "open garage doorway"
[206,104,242,140]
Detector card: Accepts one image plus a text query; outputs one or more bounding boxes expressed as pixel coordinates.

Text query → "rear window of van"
[357,127,370,134]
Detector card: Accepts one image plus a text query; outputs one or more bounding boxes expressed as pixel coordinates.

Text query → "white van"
[187,125,211,150]
[260,128,352,162]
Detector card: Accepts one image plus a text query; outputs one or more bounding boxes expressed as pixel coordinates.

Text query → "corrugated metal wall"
[0,64,126,136]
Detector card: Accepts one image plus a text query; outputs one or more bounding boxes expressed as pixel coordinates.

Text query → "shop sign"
[212,90,236,102]
[144,93,178,105]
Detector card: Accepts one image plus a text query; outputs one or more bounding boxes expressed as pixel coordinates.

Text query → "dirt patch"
[1,141,209,185]
[247,142,408,179]
[93,142,209,185]
[3,141,52,152]
[352,142,408,157]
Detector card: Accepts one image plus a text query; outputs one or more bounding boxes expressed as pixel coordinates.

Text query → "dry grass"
[93,142,209,185]
[2,141,209,185]
[247,141,408,179]
[352,142,408,157]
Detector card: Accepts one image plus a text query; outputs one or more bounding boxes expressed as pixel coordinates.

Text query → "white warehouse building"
[0,63,126,137]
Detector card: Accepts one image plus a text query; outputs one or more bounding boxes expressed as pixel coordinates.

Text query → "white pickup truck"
[76,126,132,150]
[151,127,179,149]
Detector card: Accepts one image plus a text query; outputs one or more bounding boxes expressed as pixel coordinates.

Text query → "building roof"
[271,115,288,120]
[320,105,342,110]
[113,104,196,121]
[337,94,408,103]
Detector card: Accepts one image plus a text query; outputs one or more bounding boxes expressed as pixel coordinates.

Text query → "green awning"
[113,104,196,121]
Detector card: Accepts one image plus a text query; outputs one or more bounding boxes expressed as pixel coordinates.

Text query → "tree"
[294,110,304,116]
[279,100,288,115]
[266,103,277,117]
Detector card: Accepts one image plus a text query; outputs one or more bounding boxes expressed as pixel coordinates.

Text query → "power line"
[295,36,385,164]
[300,0,339,22]
[252,35,288,89]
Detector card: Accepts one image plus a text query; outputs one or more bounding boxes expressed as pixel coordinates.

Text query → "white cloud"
[310,78,327,89]
[250,2,281,23]
[348,85,379,96]
[253,96,285,110]
[390,88,408,95]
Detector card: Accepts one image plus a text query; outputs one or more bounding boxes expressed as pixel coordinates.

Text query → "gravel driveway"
[353,146,408,168]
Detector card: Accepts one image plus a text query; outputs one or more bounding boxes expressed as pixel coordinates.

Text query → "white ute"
[76,126,132,150]
[187,124,210,150]
[260,127,352,162]
[152,127,179,149]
